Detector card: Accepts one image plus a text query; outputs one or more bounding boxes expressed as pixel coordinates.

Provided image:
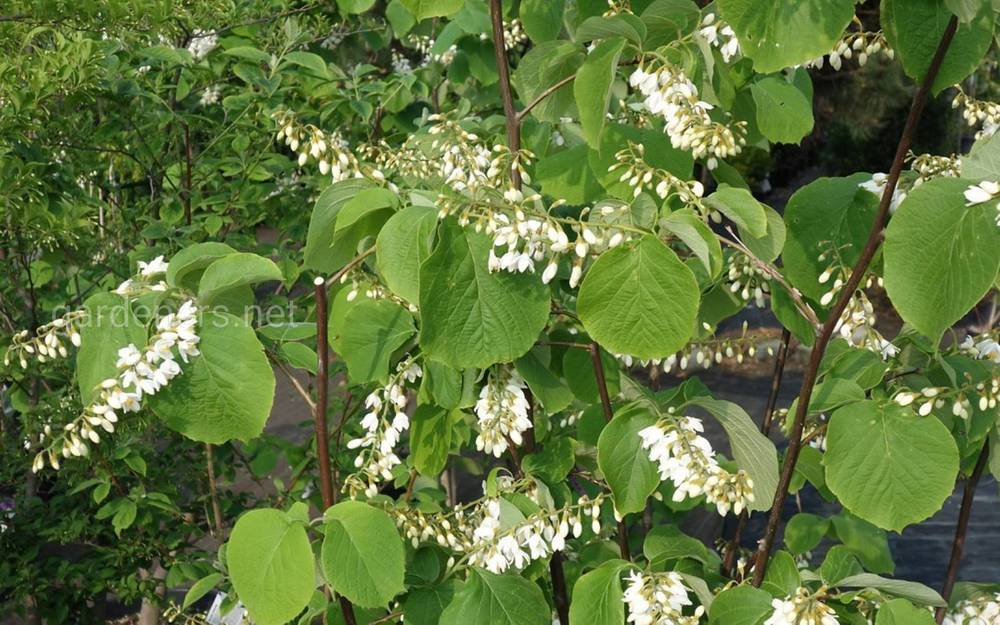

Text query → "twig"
[489,0,522,189]
[205,443,224,537]
[750,16,960,587]
[723,328,790,576]
[517,75,575,123]
[270,353,317,411]
[935,443,991,623]
[314,277,357,625]
[590,341,631,561]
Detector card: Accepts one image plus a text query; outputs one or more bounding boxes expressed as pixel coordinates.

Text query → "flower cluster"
[346,359,423,497]
[804,29,891,70]
[4,310,85,370]
[655,327,775,374]
[115,254,171,296]
[638,411,755,516]
[959,333,1000,364]
[272,109,369,182]
[629,64,746,167]
[623,570,702,625]
[941,592,1000,625]
[406,34,458,66]
[858,173,907,213]
[698,13,741,63]
[199,85,221,107]
[953,88,1000,139]
[727,253,771,308]
[32,300,200,472]
[908,152,961,182]
[474,368,532,457]
[610,142,706,203]
[894,375,1000,420]
[765,588,839,625]
[963,180,1000,226]
[187,29,218,61]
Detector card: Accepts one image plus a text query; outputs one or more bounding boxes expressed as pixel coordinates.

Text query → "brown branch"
[723,328,790,577]
[270,353,317,411]
[489,0,522,189]
[590,341,631,561]
[314,278,357,625]
[750,16,960,587]
[935,443,991,623]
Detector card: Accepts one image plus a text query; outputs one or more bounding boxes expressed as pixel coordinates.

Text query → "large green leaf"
[150,312,274,443]
[882,0,994,94]
[782,175,879,301]
[401,0,464,20]
[303,179,375,273]
[574,37,626,147]
[166,242,237,290]
[514,349,575,415]
[750,76,814,144]
[578,236,699,360]
[662,208,723,278]
[884,178,1000,343]
[839,576,946,608]
[961,132,1000,180]
[410,405,459,476]
[322,501,406,608]
[686,398,780,512]
[440,569,549,625]
[376,205,438,303]
[708,585,773,625]
[597,402,659,514]
[643,525,715,567]
[717,0,855,72]
[404,582,459,625]
[512,41,584,123]
[568,559,630,625]
[77,293,147,403]
[520,0,565,42]
[825,400,959,532]
[228,509,315,625]
[875,598,937,625]
[197,253,282,306]
[703,186,767,237]
[418,220,549,369]
[536,145,605,204]
[340,299,415,383]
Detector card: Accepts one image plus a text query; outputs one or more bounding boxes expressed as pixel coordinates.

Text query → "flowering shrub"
[2,1,1000,625]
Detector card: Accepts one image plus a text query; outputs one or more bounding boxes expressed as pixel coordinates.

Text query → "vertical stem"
[488,0,522,189]
[590,342,631,561]
[751,17,959,587]
[723,328,790,576]
[205,443,223,537]
[183,123,193,226]
[314,277,357,625]
[935,443,991,623]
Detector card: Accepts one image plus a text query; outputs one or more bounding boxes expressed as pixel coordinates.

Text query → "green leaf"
[662,208,723,278]
[197,253,282,306]
[762,551,800,598]
[229,509,315,625]
[830,512,895,575]
[590,124,694,199]
[387,0,416,35]
[322,501,406,608]
[703,186,767,237]
[576,15,647,46]
[522,436,576,482]
[717,0,855,73]
[401,0,464,20]
[411,405,459,476]
[514,349,575,415]
[783,512,829,555]
[336,0,376,15]
[597,402,659,514]
[77,293,147,403]
[223,46,271,63]
[404,582,458,625]
[279,341,317,374]
[882,0,994,94]
[838,575,946,608]
[820,546,863,585]
[875,598,937,625]
[884,178,1000,344]
[750,76,814,144]
[512,41,584,123]
[961,132,1000,180]
[742,205,786,263]
[376,205,437,303]
[643,525,715,567]
[944,0,988,22]
[536,145,605,204]
[304,179,375,273]
[563,346,620,404]
[568,559,630,625]
[574,37,626,148]
[336,187,398,232]
[340,300,415,383]
[151,312,274,444]
[520,0,565,42]
[167,242,238,289]
[112,499,137,535]
[441,569,549,625]
[782,175,879,301]
[709,585,773,625]
[183,573,223,610]
[418,220,550,369]
[686,398,780,513]
[825,400,959,532]
[578,236,699,360]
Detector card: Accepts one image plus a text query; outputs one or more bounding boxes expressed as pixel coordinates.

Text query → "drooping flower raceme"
[698,13,741,62]
[941,592,1000,625]
[765,588,839,625]
[187,29,218,61]
[638,412,754,516]
[474,368,532,458]
[4,310,85,369]
[622,570,703,625]
[963,180,1000,227]
[628,64,746,167]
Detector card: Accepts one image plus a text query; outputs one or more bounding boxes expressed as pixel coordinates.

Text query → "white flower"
[137,255,169,277]
[474,369,532,458]
[765,588,838,625]
[187,30,218,60]
[942,592,1000,625]
[964,181,1000,205]
[199,85,221,107]
[623,570,701,625]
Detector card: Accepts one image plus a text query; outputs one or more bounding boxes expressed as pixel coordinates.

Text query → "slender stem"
[205,443,224,537]
[723,328,790,576]
[517,74,575,123]
[935,443,991,623]
[183,123,193,226]
[590,342,631,561]
[550,552,571,625]
[315,278,357,625]
[488,0,521,189]
[750,17,960,587]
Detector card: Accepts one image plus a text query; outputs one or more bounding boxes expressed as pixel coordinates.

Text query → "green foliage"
[321,501,406,608]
